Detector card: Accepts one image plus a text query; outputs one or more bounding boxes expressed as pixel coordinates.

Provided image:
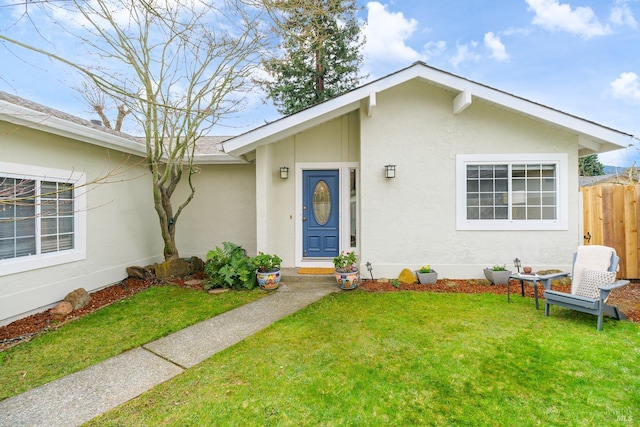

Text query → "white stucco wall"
[359,79,581,279]
[255,113,360,267]
[0,122,163,324]
[0,122,259,324]
[175,164,256,258]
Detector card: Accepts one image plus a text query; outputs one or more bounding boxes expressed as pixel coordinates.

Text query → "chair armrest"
[538,272,570,281]
[599,280,630,292]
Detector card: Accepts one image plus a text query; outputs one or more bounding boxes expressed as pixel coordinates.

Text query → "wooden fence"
[581,185,640,279]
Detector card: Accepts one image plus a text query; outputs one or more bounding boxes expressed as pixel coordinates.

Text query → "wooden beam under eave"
[367,92,376,117]
[453,89,472,114]
[578,135,602,154]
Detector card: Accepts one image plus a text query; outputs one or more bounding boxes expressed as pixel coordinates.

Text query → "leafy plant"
[204,242,257,290]
[390,279,401,288]
[252,252,282,273]
[418,265,432,273]
[492,264,507,271]
[333,251,358,272]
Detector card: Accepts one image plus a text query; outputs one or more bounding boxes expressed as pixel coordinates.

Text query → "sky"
[1,0,640,167]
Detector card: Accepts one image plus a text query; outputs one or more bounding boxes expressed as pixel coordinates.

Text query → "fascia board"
[224,62,633,156]
[0,101,146,156]
[409,66,633,149]
[192,153,248,165]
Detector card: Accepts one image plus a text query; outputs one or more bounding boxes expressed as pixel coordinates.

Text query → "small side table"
[508,272,569,310]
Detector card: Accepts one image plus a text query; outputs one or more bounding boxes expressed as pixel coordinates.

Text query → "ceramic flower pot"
[256,269,281,290]
[335,268,359,290]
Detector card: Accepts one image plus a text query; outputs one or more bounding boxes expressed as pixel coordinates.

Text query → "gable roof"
[222,62,635,158]
[0,91,242,164]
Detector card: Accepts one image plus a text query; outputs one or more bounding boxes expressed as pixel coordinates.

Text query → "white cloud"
[450,41,481,68]
[525,0,611,38]
[610,1,638,28]
[484,32,509,61]
[609,72,640,103]
[423,40,447,59]
[362,2,423,66]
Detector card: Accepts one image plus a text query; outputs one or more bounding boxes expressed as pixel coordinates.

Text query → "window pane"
[15,236,36,257]
[41,235,58,253]
[59,217,74,234]
[0,221,14,238]
[527,207,541,219]
[0,239,15,259]
[527,193,541,205]
[527,179,541,191]
[495,207,508,219]
[59,183,73,199]
[512,179,525,191]
[480,206,495,220]
[59,200,73,215]
[542,207,556,219]
[495,192,507,206]
[480,193,494,206]
[494,166,508,178]
[542,193,556,206]
[467,207,479,220]
[15,218,35,237]
[542,178,555,191]
[512,206,526,220]
[41,181,57,198]
[467,166,479,179]
[495,179,508,191]
[59,234,74,250]
[42,217,58,235]
[467,180,478,192]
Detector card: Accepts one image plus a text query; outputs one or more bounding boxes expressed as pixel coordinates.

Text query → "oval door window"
[313,180,331,225]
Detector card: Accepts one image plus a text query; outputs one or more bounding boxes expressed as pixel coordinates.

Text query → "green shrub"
[204,242,257,290]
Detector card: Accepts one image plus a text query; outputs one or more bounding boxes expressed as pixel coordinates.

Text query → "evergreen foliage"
[579,154,605,176]
[262,0,366,115]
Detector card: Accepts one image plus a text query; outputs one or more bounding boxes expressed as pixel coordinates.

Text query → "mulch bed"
[1,275,639,351]
[0,274,206,351]
[359,278,640,323]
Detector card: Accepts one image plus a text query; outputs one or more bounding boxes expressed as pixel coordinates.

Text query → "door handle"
[303,217,307,221]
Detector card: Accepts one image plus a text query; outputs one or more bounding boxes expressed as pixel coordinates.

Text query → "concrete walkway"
[0,280,337,427]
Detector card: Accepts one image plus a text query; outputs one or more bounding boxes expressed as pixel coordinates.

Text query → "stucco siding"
[359,79,581,278]
[175,164,256,258]
[0,122,161,324]
[254,112,360,266]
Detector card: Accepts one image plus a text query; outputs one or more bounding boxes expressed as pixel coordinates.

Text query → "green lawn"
[86,291,640,426]
[0,286,265,399]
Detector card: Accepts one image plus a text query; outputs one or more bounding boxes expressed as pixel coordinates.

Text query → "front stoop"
[280,268,336,285]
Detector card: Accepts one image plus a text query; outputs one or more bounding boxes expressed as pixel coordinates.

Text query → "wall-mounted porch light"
[513,258,521,273]
[279,166,289,179]
[384,164,396,179]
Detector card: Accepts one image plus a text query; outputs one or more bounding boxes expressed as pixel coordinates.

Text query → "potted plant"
[415,265,438,284]
[483,264,512,285]
[333,251,359,290]
[252,252,282,290]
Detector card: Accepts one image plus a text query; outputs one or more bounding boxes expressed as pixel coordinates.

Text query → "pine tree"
[262,0,365,115]
[579,154,605,176]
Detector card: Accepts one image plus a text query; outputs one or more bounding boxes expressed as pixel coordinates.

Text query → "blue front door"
[303,170,339,258]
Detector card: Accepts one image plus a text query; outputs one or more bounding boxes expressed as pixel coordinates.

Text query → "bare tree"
[1,0,268,260]
[76,79,130,131]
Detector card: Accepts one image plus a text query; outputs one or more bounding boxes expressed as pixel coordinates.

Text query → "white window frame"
[0,162,86,276]
[456,153,568,231]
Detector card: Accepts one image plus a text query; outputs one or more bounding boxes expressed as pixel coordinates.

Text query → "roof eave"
[0,100,146,156]
[223,62,634,155]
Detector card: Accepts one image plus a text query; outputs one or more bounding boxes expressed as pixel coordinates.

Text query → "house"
[0,62,634,325]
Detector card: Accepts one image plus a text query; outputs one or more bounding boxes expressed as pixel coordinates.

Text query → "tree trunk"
[153,182,179,260]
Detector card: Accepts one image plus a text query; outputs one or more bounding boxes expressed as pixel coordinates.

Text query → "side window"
[0,163,86,275]
[456,154,567,231]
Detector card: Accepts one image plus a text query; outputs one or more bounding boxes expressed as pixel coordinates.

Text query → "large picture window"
[456,154,568,230]
[0,163,86,275]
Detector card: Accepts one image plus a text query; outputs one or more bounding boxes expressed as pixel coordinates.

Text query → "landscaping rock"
[188,256,205,274]
[155,258,191,279]
[398,268,418,284]
[126,265,153,280]
[51,301,73,320]
[185,279,203,286]
[64,288,91,310]
[208,288,230,295]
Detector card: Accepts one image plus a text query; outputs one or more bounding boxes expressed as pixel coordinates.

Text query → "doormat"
[298,267,335,275]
